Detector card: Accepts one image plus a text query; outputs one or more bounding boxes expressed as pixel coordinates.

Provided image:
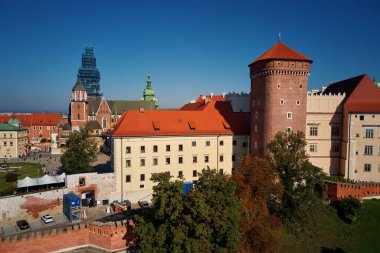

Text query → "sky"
[0,0,379,113]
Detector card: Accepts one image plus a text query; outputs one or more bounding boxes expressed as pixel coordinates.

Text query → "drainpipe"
[347,114,351,180]
[120,137,123,202]
[217,135,220,171]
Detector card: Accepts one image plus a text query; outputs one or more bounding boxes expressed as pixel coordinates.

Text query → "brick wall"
[325,181,380,201]
[0,220,135,253]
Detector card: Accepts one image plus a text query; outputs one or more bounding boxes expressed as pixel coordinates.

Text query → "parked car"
[16,220,30,230]
[138,200,149,208]
[41,214,54,224]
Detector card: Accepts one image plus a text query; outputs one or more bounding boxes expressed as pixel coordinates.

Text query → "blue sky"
[0,0,379,112]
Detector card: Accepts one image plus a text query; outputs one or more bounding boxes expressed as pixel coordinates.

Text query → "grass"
[281,199,380,253]
[0,162,42,196]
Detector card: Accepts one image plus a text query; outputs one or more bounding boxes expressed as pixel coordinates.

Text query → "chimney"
[139,108,145,113]
[210,93,213,98]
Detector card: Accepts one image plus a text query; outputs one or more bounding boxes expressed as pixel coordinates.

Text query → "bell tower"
[249,42,312,156]
[70,75,88,131]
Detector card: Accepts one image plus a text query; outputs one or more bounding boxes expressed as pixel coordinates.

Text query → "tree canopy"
[267,131,325,222]
[60,124,98,174]
[133,169,241,253]
[232,156,283,253]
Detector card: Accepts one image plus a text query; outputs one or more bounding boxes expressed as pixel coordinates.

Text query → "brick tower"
[249,42,312,156]
[70,76,88,131]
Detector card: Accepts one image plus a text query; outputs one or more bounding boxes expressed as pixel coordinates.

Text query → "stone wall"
[325,181,380,202]
[0,220,136,253]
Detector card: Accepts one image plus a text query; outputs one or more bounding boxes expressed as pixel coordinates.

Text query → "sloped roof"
[0,113,62,127]
[112,100,250,137]
[250,42,312,65]
[107,100,156,115]
[88,99,102,115]
[0,123,26,131]
[72,76,86,91]
[323,74,380,113]
[88,120,102,130]
[195,95,226,103]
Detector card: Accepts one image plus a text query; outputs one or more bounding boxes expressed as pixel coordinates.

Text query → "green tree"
[134,169,241,253]
[232,156,283,253]
[267,131,325,222]
[60,124,98,174]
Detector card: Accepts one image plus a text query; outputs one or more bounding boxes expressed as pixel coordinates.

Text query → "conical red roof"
[250,42,312,65]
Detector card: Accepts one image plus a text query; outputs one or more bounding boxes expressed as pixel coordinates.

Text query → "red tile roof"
[0,113,62,127]
[250,42,312,65]
[112,101,250,137]
[323,74,380,113]
[195,95,226,103]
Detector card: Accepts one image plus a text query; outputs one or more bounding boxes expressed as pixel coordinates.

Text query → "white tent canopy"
[17,176,38,188]
[17,173,66,189]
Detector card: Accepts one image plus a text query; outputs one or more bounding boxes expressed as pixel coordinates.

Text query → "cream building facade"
[306,93,345,175]
[110,100,250,202]
[0,123,28,159]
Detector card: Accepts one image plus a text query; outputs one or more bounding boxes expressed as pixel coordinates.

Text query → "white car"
[41,214,54,224]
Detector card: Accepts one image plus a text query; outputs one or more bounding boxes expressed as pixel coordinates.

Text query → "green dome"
[8,118,22,125]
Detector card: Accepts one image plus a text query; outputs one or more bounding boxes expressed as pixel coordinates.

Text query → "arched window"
[102,117,107,128]
[77,114,80,120]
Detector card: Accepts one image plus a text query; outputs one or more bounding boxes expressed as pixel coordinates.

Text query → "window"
[126,159,131,167]
[365,128,374,138]
[219,169,223,175]
[140,174,145,181]
[232,154,236,162]
[309,144,317,152]
[332,127,340,137]
[299,85,303,89]
[166,157,171,165]
[192,141,196,147]
[3,134,5,138]
[33,126,36,130]
[310,126,318,136]
[126,146,131,154]
[9,134,12,138]
[204,155,209,163]
[206,141,210,146]
[286,127,292,133]
[254,141,257,149]
[153,158,158,165]
[79,178,86,186]
[166,145,171,152]
[219,140,224,146]
[39,126,42,130]
[153,145,158,152]
[296,100,300,105]
[140,184,144,188]
[360,115,364,121]
[193,170,197,177]
[3,142,6,147]
[140,146,145,153]
[193,156,197,163]
[233,140,237,146]
[140,158,146,166]
[219,155,224,162]
[364,145,373,155]
[9,142,13,146]
[364,164,371,172]
[178,157,183,164]
[280,99,285,105]
[255,111,258,119]
[179,144,183,151]
[255,125,258,133]
[332,144,340,153]
[126,175,131,182]
[178,171,183,178]
[242,142,247,148]
[277,84,280,89]
[287,112,292,119]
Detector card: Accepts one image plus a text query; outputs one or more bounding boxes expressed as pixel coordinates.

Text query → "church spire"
[146,69,152,88]
[141,69,158,108]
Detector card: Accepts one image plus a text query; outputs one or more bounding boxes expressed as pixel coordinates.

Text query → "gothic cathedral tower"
[70,76,88,131]
[249,42,312,156]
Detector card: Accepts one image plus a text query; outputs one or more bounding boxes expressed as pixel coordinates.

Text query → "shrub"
[332,197,362,223]
[5,172,18,182]
[41,138,47,143]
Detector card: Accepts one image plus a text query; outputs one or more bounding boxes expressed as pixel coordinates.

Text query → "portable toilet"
[183,182,193,194]
[63,193,81,221]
